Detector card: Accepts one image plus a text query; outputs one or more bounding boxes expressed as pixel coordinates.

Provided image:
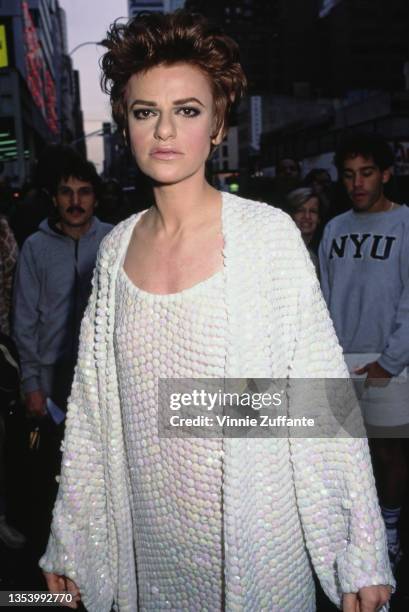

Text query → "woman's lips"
[150,149,183,160]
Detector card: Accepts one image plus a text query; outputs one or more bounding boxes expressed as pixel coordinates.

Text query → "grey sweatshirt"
[319,205,409,376]
[12,217,112,392]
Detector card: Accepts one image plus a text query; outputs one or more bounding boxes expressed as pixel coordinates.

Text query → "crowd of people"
[0,8,408,612]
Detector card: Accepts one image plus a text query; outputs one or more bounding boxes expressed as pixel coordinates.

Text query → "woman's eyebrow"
[173,97,204,107]
[130,99,157,107]
[130,97,205,108]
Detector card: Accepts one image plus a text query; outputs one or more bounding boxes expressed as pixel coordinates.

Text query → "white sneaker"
[0,516,26,549]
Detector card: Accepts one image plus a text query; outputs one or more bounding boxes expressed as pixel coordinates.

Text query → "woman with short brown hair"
[41,11,393,612]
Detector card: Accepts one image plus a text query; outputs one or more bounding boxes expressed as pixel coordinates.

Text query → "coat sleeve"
[287,226,395,609]
[12,240,42,392]
[318,223,331,305]
[39,258,114,612]
[377,221,409,375]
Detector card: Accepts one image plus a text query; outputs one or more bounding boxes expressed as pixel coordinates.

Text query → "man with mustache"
[13,151,112,419]
[319,131,409,574]
[12,151,112,550]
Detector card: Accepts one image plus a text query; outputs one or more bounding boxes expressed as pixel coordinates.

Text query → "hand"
[25,389,47,418]
[43,571,81,609]
[343,585,392,611]
[354,361,393,388]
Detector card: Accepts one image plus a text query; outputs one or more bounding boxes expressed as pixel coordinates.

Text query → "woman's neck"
[150,179,220,236]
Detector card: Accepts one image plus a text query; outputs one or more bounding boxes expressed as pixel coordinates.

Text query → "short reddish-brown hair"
[100,10,247,139]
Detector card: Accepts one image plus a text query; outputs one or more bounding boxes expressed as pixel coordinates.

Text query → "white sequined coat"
[40,193,394,611]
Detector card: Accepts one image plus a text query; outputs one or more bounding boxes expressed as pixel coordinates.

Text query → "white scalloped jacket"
[40,192,394,611]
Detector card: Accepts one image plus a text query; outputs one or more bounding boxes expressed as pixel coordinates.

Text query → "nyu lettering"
[370,235,396,260]
[349,234,371,258]
[329,233,396,260]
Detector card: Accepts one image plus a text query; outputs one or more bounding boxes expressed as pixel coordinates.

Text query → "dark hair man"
[11,152,112,548]
[319,131,409,572]
[13,152,110,418]
[276,157,301,179]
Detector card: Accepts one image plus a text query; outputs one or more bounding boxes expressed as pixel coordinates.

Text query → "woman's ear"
[211,125,225,147]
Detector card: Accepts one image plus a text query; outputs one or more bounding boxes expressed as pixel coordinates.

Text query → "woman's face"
[292,197,320,243]
[125,63,220,187]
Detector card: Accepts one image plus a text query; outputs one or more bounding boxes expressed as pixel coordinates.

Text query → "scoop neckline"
[119,265,224,299]
[118,191,227,299]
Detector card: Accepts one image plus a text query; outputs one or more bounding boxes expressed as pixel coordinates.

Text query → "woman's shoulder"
[223,192,316,281]
[223,191,284,216]
[96,211,147,268]
[222,192,302,245]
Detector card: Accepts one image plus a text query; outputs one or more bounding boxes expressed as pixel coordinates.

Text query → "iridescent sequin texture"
[40,193,394,612]
[115,270,226,610]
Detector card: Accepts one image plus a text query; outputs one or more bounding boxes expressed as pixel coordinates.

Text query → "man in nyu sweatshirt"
[319,132,409,572]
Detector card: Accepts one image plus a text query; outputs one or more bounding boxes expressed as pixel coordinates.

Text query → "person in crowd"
[0,217,25,549]
[9,146,80,247]
[0,336,26,551]
[276,157,301,180]
[286,187,323,274]
[269,156,302,210]
[40,11,392,612]
[303,167,332,195]
[11,152,112,552]
[303,167,333,215]
[319,131,409,573]
[13,152,112,417]
[0,216,18,336]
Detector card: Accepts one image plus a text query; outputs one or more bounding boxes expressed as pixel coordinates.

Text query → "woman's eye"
[132,109,154,120]
[177,107,200,117]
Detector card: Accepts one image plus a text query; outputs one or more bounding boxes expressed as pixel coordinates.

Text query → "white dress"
[114,265,313,611]
[40,196,394,612]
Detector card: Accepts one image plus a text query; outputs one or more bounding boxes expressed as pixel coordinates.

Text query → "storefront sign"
[0,25,8,68]
[22,1,58,134]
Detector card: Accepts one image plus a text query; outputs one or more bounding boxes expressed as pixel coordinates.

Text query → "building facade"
[318,0,409,96]
[0,0,84,185]
[259,91,409,178]
[128,0,164,17]
[183,0,286,177]
[185,0,281,94]
[164,0,185,11]
[128,0,185,17]
[258,0,409,176]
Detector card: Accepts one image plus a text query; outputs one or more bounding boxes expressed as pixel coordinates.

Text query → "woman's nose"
[155,113,176,140]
